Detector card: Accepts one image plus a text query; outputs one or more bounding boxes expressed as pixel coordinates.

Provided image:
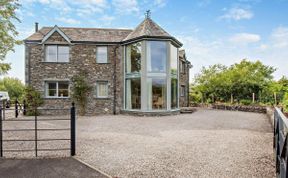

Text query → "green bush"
[282,93,288,112]
[0,77,25,101]
[71,71,92,116]
[240,99,252,105]
[24,86,43,116]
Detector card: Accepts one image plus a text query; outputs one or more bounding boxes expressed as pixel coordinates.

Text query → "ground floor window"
[125,78,141,109]
[147,78,167,110]
[171,78,178,109]
[96,81,109,98]
[45,81,69,98]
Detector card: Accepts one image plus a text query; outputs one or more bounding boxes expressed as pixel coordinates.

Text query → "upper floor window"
[96,46,108,63]
[170,44,178,76]
[45,45,69,62]
[126,42,141,74]
[147,41,167,73]
[180,61,186,73]
[45,81,69,98]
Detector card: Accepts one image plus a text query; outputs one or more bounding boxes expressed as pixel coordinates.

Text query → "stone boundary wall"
[266,107,274,128]
[211,104,267,113]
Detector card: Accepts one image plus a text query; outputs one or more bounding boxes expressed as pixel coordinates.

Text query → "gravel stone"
[2,109,275,177]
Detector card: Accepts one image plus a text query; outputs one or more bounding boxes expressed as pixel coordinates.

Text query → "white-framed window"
[180,61,186,73]
[45,81,69,98]
[45,45,69,62]
[96,46,108,63]
[96,81,109,98]
[181,85,185,97]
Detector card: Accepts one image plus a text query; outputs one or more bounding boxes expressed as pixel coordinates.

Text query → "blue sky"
[5,0,288,82]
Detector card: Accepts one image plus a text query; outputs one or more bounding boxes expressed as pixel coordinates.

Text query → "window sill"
[44,97,70,99]
[42,62,69,64]
[95,63,111,64]
[94,96,111,100]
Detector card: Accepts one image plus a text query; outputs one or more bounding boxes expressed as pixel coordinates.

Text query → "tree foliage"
[0,77,25,100]
[0,0,21,74]
[24,86,44,115]
[193,59,276,103]
[71,70,93,116]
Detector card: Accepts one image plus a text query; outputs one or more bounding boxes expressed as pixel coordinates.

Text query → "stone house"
[24,16,192,115]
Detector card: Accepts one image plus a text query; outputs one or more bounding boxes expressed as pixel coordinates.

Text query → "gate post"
[15,99,19,118]
[23,100,27,116]
[70,102,76,156]
[0,106,3,157]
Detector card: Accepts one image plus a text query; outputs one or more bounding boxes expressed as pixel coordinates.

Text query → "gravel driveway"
[1,109,274,177]
[76,109,275,178]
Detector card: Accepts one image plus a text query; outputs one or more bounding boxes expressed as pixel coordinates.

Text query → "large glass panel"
[125,78,141,109]
[171,78,178,109]
[126,42,141,74]
[45,46,57,62]
[147,78,166,110]
[96,46,108,63]
[58,82,69,97]
[58,46,69,62]
[170,44,178,76]
[47,82,57,97]
[147,41,167,73]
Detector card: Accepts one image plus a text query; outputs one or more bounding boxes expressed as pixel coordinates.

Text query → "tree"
[24,86,44,115]
[192,59,276,104]
[71,71,93,116]
[0,77,25,100]
[0,0,21,74]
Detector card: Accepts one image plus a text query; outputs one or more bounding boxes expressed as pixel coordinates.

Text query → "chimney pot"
[35,22,39,32]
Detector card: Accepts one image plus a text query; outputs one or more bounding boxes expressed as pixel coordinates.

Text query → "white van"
[0,91,11,108]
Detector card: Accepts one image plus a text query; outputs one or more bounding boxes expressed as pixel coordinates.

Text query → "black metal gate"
[274,107,288,178]
[0,102,76,157]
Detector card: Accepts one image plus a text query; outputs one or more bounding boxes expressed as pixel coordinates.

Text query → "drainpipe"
[113,45,120,115]
[26,44,31,86]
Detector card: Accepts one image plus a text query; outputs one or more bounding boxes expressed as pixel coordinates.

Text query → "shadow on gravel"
[0,157,109,178]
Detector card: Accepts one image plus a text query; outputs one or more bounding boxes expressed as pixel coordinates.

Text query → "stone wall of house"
[26,31,123,115]
[179,61,190,107]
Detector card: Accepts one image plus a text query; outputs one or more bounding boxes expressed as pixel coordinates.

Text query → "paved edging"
[73,157,112,178]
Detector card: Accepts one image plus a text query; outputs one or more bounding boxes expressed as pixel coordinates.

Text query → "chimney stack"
[35,22,39,32]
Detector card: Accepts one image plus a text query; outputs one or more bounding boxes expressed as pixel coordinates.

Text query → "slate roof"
[123,18,182,46]
[123,18,171,41]
[25,27,133,43]
[25,18,182,46]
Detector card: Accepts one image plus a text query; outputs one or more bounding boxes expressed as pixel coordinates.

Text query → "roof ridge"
[41,26,133,31]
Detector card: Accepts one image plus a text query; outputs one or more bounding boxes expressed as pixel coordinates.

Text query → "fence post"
[23,100,27,116]
[34,108,38,157]
[2,100,5,121]
[0,106,2,157]
[15,99,18,118]
[70,102,76,156]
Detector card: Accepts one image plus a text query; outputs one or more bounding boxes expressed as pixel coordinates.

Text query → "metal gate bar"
[0,102,76,157]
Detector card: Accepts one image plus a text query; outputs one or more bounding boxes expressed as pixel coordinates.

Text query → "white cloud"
[177,27,288,81]
[100,15,115,21]
[56,17,80,25]
[76,0,107,7]
[229,33,261,44]
[271,26,288,48]
[259,44,268,50]
[112,0,139,15]
[197,0,212,7]
[220,7,254,20]
[154,0,167,7]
